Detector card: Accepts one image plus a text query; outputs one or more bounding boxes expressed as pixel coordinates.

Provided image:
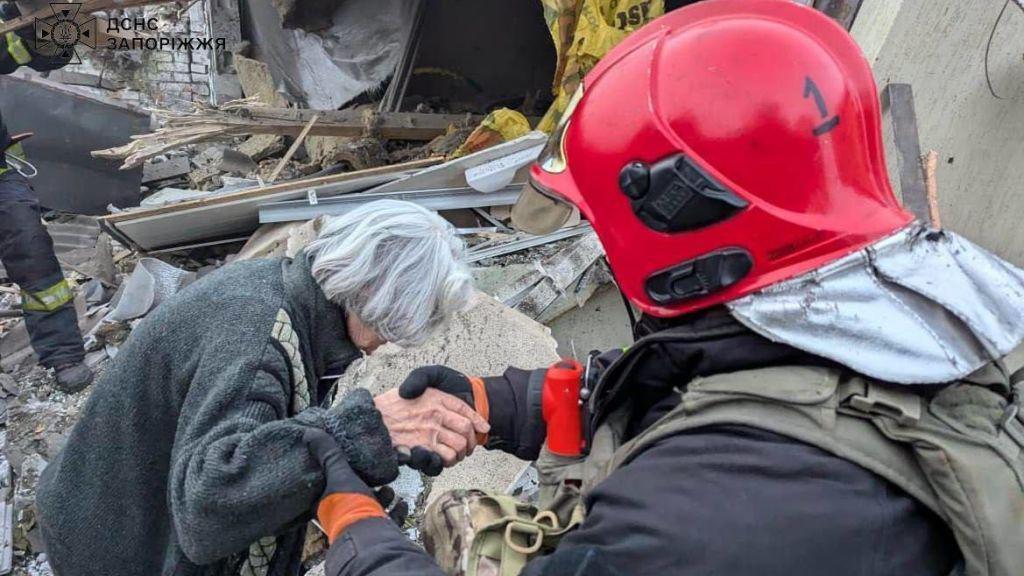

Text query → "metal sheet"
[259,185,521,223]
[466,225,592,263]
[0,75,147,214]
[102,159,436,250]
[369,132,548,195]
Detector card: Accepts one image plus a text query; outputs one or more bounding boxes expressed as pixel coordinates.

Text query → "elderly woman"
[35,200,487,576]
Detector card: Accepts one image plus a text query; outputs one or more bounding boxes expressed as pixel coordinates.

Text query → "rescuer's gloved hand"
[303,429,408,542]
[398,364,548,461]
[398,365,490,440]
[394,445,445,477]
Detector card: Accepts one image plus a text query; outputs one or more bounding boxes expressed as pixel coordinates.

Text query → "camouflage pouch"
[423,489,572,576]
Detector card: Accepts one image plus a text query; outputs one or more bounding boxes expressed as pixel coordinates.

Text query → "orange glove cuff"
[317,493,387,544]
[469,376,489,445]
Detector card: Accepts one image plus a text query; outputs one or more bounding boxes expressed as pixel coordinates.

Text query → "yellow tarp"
[452,108,532,158]
[538,0,664,132]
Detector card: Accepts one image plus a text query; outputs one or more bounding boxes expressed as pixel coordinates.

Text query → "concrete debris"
[189,147,260,190]
[495,232,608,323]
[3,379,91,567]
[237,135,288,164]
[234,55,290,108]
[233,217,325,262]
[234,53,290,166]
[142,156,191,186]
[304,136,389,172]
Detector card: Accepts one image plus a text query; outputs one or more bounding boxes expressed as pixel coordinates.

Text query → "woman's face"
[345,312,386,354]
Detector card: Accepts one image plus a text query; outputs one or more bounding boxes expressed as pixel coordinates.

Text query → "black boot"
[54,362,93,394]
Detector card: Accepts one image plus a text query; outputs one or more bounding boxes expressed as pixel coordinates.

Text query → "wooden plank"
[267,114,319,183]
[881,83,931,225]
[101,158,441,250]
[101,157,439,224]
[814,0,865,30]
[206,109,491,141]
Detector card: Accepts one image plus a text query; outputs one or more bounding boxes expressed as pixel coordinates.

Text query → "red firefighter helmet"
[518,0,913,318]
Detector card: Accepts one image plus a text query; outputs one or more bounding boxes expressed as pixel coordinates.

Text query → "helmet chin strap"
[602,256,640,341]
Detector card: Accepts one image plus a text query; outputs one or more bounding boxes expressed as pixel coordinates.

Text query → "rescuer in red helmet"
[304,1,1024,575]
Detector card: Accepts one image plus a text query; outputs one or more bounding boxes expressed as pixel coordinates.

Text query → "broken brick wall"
[57,1,218,110]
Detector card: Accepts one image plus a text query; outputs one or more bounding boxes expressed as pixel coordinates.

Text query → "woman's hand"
[373,387,490,467]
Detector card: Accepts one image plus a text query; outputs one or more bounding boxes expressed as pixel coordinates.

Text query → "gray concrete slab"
[548,285,633,358]
[856,0,1024,266]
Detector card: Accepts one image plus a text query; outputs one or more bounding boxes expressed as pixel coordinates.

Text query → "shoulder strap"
[606,366,943,513]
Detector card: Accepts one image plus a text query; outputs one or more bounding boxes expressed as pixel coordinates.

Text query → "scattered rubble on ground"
[0,1,675,572]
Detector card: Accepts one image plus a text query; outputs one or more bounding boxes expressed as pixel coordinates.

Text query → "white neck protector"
[728,225,1024,384]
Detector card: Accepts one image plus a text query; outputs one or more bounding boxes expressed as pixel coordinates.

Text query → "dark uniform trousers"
[0,168,85,368]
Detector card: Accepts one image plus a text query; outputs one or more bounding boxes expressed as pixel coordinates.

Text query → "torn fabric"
[244,0,415,110]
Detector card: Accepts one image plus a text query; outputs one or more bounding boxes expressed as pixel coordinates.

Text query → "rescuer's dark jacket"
[320,310,960,576]
[36,256,397,576]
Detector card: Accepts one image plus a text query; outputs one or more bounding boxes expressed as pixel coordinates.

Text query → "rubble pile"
[0,0,667,573]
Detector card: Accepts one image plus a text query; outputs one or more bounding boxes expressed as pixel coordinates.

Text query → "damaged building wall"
[49,1,221,109]
[853,0,1024,266]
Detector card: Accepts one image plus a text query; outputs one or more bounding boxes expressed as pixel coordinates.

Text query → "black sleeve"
[482,367,547,460]
[324,518,445,576]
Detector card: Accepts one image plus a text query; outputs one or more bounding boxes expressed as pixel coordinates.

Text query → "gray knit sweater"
[36,255,395,576]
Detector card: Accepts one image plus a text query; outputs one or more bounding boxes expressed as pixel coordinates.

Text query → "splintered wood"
[921,150,942,228]
[92,100,482,170]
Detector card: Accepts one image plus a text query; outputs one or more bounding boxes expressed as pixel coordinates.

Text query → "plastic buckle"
[848,383,921,425]
[504,521,544,555]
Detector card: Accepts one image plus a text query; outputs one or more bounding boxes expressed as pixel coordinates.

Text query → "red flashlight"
[541,358,585,456]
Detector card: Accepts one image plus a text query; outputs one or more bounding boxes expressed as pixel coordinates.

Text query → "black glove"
[304,429,409,538]
[398,365,475,406]
[397,365,487,475]
[320,388,399,486]
[395,445,444,477]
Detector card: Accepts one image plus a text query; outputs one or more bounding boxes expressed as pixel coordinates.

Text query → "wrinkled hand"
[374,387,490,467]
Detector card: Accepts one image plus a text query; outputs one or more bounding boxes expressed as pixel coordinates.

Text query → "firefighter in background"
[0,1,92,392]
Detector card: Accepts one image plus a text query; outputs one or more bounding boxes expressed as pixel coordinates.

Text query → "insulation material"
[538,0,664,132]
[244,0,416,110]
[105,259,195,322]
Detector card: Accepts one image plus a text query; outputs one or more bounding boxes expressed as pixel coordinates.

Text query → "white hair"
[305,200,474,347]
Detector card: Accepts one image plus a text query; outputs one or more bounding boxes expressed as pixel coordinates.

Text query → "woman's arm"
[168,342,396,564]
